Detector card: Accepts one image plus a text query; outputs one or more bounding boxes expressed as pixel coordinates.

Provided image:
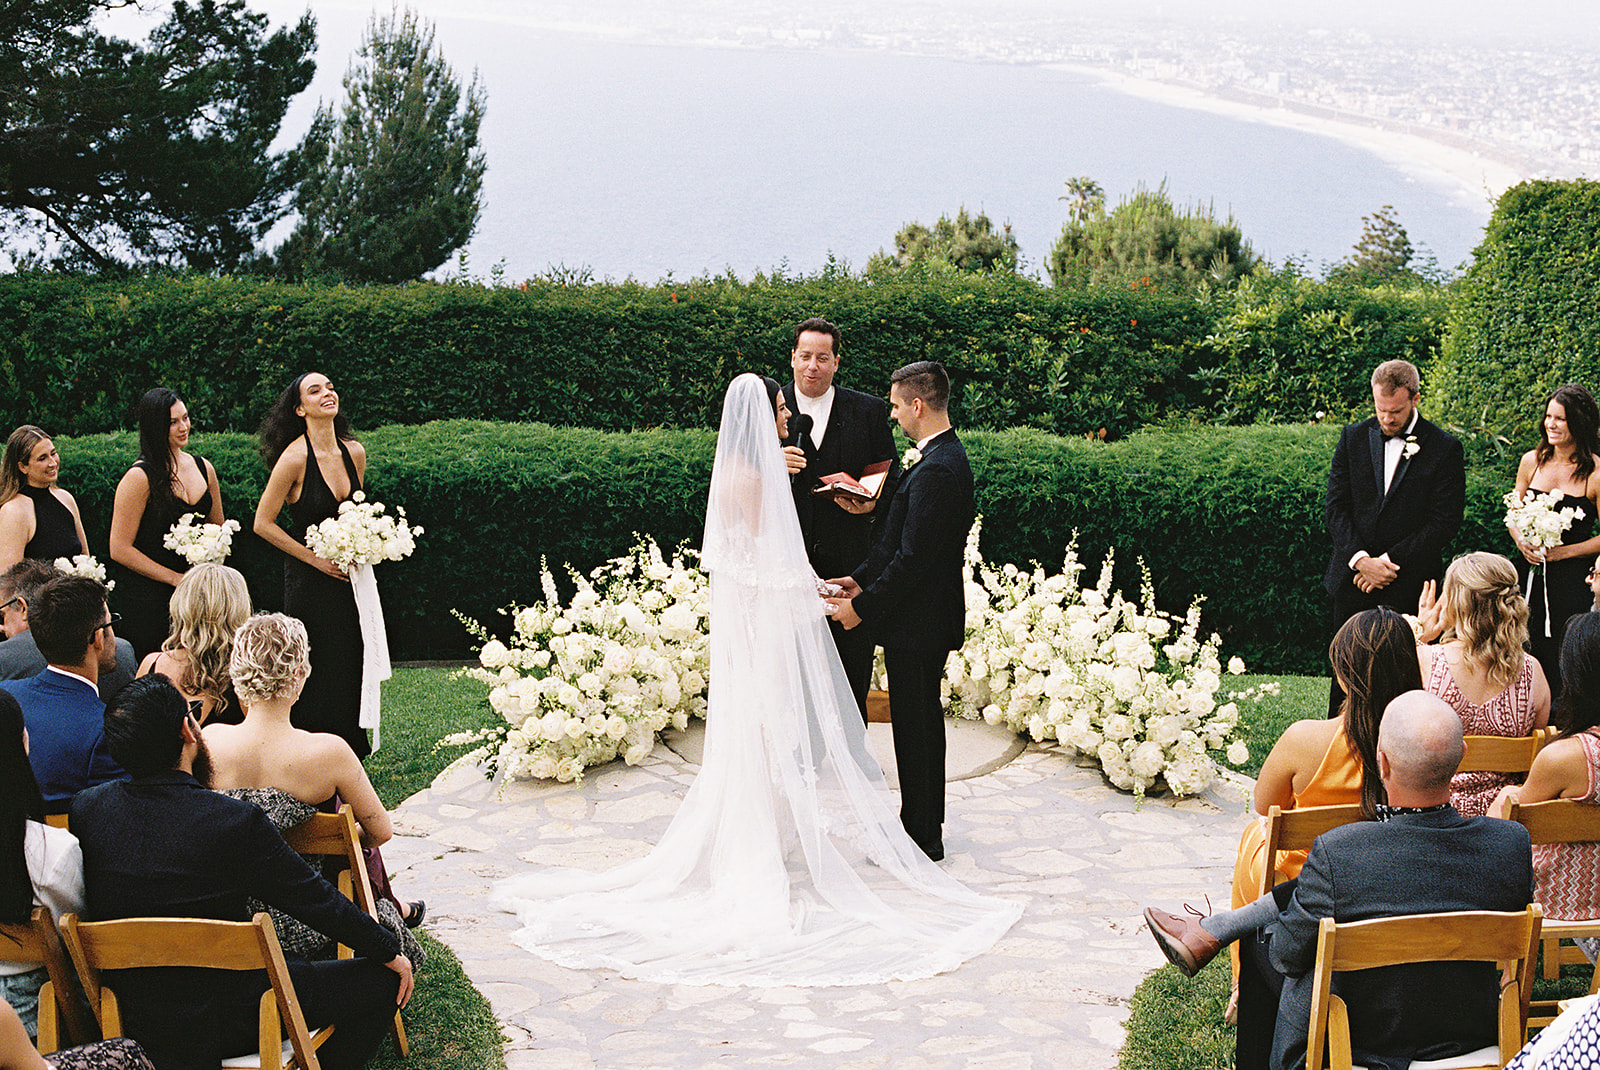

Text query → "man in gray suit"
[0,560,135,701]
[1144,691,1533,1070]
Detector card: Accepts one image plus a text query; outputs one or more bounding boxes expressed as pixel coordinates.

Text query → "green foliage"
[0,0,315,271]
[1059,176,1105,225]
[867,207,1020,275]
[371,931,502,1070]
[281,6,486,282]
[1120,958,1236,1070]
[1330,204,1415,284]
[1435,178,1600,447]
[1048,181,1259,291]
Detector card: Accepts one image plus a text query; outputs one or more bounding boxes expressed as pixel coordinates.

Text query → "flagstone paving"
[381,720,1251,1070]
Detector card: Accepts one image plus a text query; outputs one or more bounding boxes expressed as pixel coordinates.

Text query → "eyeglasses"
[91,614,122,639]
[0,597,19,614]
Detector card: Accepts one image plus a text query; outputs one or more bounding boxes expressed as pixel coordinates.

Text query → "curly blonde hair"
[1441,551,1529,689]
[229,613,310,705]
[161,564,251,716]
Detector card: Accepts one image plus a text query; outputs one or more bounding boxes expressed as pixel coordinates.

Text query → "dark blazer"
[72,773,402,1070]
[1266,807,1533,1070]
[783,383,900,579]
[851,428,972,651]
[1,669,125,813]
[0,630,137,702]
[1324,414,1466,608]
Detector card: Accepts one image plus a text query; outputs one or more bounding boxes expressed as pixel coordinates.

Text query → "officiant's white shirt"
[793,385,835,447]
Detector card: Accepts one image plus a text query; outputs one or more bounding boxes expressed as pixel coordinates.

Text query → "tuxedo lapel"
[1368,424,1387,497]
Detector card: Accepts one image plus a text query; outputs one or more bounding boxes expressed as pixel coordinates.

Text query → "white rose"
[1130,740,1166,780]
[479,639,509,669]
[1227,741,1250,765]
[1228,656,1246,675]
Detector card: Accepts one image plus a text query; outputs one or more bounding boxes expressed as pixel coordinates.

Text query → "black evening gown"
[1519,491,1598,699]
[283,433,367,757]
[20,483,82,560]
[116,458,215,661]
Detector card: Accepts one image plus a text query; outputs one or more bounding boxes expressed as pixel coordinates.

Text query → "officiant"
[782,317,899,720]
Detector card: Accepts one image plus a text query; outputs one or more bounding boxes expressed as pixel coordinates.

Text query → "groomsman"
[827,361,970,862]
[1324,359,1464,714]
[782,317,898,719]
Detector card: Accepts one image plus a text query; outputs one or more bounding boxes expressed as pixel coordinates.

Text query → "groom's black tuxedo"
[850,428,972,856]
[1324,413,1465,619]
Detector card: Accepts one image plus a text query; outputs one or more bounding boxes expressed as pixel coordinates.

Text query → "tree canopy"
[1047,181,1258,291]
[866,207,1019,276]
[1329,204,1416,284]
[279,6,486,283]
[0,0,315,271]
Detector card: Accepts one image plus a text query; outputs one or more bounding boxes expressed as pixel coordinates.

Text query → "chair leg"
[391,1009,408,1057]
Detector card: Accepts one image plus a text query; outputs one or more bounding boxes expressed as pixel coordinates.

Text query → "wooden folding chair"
[1458,730,1552,775]
[0,906,94,1051]
[281,806,408,1057]
[1507,796,1600,1017]
[59,912,331,1070]
[1257,804,1369,899]
[1306,904,1542,1070]
[42,813,69,830]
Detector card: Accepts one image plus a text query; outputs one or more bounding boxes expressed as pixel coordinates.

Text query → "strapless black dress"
[1519,490,1598,698]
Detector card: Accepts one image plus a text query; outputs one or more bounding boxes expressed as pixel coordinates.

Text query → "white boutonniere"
[1401,435,1420,460]
[901,447,922,470]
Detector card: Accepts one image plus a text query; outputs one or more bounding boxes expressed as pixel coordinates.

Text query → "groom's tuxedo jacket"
[1323,413,1465,614]
[782,383,899,579]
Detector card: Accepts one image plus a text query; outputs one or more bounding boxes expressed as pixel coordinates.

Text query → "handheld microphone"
[787,413,813,449]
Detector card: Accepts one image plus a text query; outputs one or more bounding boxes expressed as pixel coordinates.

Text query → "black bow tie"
[1383,431,1409,442]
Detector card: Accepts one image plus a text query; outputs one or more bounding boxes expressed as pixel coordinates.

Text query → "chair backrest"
[1458,730,1551,775]
[59,912,328,1070]
[280,806,379,921]
[0,906,93,1050]
[1509,797,1600,845]
[1258,804,1369,899]
[1306,905,1543,1070]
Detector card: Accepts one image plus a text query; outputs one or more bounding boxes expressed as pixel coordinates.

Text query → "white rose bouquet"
[163,514,241,566]
[304,491,422,569]
[1505,487,1584,636]
[54,554,113,593]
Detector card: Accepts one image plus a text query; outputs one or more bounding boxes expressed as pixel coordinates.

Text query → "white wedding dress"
[490,374,1020,986]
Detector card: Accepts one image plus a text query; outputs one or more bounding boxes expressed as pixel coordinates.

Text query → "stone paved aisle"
[381,721,1250,1070]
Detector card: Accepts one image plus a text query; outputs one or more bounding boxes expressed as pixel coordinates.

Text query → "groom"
[826,361,970,862]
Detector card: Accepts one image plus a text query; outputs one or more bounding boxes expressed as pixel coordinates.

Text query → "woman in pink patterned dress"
[1419,551,1551,816]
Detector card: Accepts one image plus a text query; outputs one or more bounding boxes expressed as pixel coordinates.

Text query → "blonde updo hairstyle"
[162,563,251,715]
[229,613,310,706]
[1441,551,1530,689]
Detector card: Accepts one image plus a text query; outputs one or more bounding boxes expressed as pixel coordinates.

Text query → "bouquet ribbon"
[350,563,393,751]
[1524,562,1554,638]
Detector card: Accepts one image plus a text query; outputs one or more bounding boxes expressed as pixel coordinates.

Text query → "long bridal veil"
[489,373,1021,986]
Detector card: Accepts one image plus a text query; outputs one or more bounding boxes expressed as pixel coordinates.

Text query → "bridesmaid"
[0,426,88,571]
[108,389,226,660]
[253,372,370,758]
[1509,383,1600,697]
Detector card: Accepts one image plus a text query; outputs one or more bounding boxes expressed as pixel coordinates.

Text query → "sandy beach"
[1050,61,1527,207]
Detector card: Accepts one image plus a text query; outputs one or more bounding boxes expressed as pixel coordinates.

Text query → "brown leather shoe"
[1143,905,1222,978]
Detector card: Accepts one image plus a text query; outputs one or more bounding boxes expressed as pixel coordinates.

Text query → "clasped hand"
[1353,552,1399,594]
[822,576,862,629]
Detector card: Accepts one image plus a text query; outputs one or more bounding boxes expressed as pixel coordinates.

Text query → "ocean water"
[287,11,1494,282]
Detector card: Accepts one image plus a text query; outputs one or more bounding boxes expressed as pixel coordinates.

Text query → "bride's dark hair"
[257,372,356,467]
[760,376,783,416]
[1535,383,1600,481]
[0,690,46,924]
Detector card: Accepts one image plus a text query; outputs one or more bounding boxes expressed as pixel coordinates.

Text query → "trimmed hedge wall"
[2,271,1444,441]
[58,420,1516,674]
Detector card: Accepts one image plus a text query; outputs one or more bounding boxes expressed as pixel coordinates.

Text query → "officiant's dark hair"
[257,372,357,466]
[792,317,840,354]
[1535,383,1600,482]
[1330,607,1422,818]
[890,361,950,412]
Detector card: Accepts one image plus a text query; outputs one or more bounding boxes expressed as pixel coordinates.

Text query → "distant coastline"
[1046,61,1527,209]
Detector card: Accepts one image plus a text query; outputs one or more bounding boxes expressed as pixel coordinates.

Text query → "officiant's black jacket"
[783,383,900,578]
[1323,413,1464,612]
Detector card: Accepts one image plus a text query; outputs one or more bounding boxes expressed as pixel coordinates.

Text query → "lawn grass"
[371,932,503,1070]
[1224,673,1329,780]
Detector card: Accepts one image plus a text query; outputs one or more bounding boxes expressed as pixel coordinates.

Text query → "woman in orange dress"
[1225,607,1423,1010]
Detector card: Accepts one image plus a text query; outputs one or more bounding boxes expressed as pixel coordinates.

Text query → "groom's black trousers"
[829,615,876,722]
[883,644,948,850]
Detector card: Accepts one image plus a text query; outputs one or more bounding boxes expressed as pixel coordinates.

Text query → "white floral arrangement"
[443,537,711,784]
[304,491,422,569]
[163,514,241,566]
[940,519,1261,798]
[1504,487,1581,555]
[54,554,113,593]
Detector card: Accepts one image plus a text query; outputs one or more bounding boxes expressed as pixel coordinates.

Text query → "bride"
[490,373,1020,986]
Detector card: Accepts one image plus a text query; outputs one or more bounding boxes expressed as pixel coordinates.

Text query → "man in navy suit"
[827,361,971,862]
[0,574,125,813]
[783,317,899,719]
[0,559,136,701]
[1324,359,1464,713]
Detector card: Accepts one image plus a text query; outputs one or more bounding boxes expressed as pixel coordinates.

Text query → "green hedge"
[56,420,1518,673]
[2,270,1445,441]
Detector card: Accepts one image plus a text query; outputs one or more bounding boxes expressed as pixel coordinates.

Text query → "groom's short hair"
[890,361,950,412]
[792,316,841,354]
[1372,359,1420,396]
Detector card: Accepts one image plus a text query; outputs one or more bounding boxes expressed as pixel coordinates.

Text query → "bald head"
[1377,691,1466,798]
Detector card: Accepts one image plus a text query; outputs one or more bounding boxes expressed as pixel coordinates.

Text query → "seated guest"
[71,675,412,1070]
[204,613,424,954]
[0,561,135,702]
[1145,691,1534,1070]
[0,577,125,814]
[1224,608,1420,1013]
[0,691,83,1038]
[135,563,250,726]
[0,996,153,1070]
[1420,551,1550,816]
[1492,612,1600,949]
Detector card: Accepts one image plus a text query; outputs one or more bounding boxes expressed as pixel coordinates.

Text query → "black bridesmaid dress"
[20,483,82,560]
[283,433,368,757]
[117,458,216,661]
[1520,490,1599,699]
